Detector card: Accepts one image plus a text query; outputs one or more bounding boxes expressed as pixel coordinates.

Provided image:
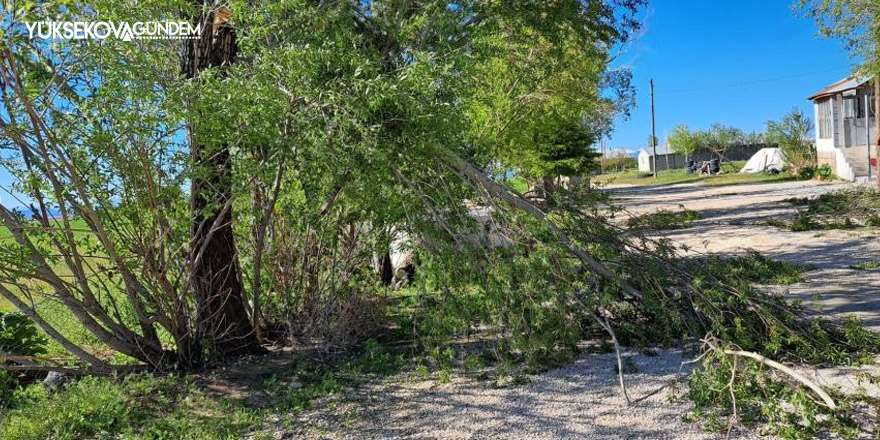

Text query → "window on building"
[844,96,856,118]
[818,98,832,139]
[844,93,868,119]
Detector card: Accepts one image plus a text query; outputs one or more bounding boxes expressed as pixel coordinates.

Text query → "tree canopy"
[766,108,816,173]
[667,125,698,159]
[0,0,645,368]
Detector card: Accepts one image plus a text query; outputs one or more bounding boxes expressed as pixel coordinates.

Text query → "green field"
[593,161,798,187]
[0,219,112,355]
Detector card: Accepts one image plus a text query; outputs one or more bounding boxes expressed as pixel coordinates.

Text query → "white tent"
[740,148,786,174]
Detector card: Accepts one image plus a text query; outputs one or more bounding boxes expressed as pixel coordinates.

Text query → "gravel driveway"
[264,180,880,440]
[266,349,766,440]
[608,180,880,329]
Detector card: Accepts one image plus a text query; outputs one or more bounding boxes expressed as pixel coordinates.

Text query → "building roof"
[808,76,871,101]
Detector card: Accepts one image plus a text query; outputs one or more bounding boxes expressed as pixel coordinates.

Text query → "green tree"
[694,124,744,167]
[767,108,816,173]
[667,125,698,161]
[0,0,645,370]
[527,120,602,195]
[460,1,638,188]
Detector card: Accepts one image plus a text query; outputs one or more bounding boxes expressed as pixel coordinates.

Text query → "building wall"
[817,149,837,173]
[812,90,874,181]
[637,149,651,172]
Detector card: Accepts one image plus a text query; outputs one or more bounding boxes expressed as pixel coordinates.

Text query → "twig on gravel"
[726,356,738,438]
[704,338,837,410]
[590,310,632,405]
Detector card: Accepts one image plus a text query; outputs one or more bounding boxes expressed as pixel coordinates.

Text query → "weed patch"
[0,340,408,440]
[849,261,880,271]
[0,374,256,440]
[627,207,701,231]
[697,252,813,285]
[779,188,880,231]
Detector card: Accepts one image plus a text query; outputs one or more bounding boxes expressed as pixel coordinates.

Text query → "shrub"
[626,208,701,231]
[767,109,816,174]
[0,312,48,408]
[797,167,815,180]
[0,312,48,357]
[816,163,833,180]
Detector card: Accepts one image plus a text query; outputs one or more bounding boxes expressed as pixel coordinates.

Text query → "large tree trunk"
[182,5,258,363]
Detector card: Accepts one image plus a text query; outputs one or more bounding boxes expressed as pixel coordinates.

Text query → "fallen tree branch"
[444,152,643,300]
[589,310,632,405]
[705,339,837,410]
[0,364,84,375]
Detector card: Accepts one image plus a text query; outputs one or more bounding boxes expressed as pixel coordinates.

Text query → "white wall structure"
[637,149,652,173]
[810,76,875,181]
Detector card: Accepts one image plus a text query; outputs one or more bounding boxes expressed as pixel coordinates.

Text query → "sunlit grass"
[594,161,798,187]
[0,219,118,356]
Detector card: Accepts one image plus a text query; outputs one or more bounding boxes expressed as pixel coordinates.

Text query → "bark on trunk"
[183,5,258,363]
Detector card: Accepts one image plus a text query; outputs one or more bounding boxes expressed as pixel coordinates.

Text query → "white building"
[809,76,877,182]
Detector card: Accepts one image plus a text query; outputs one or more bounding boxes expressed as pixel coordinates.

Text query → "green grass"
[0,340,407,440]
[506,176,530,193]
[0,374,257,440]
[627,207,701,231]
[850,261,880,271]
[699,252,813,286]
[594,161,797,187]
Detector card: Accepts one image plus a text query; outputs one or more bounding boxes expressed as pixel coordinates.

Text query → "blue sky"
[607,0,855,155]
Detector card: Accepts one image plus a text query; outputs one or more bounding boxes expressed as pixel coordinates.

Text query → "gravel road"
[260,180,880,440]
[608,180,880,330]
[262,349,767,440]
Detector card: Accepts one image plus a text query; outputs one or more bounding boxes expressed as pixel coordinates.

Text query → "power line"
[658,66,851,96]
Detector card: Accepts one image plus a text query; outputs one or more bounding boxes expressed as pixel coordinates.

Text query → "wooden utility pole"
[875,18,880,188]
[875,79,880,188]
[650,79,657,177]
[600,139,606,173]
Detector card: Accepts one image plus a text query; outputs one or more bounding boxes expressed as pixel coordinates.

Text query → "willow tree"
[181,3,258,360]
[800,0,880,186]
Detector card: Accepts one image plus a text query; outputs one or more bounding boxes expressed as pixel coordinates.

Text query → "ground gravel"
[348,349,768,440]
[255,181,880,440]
[260,349,771,440]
